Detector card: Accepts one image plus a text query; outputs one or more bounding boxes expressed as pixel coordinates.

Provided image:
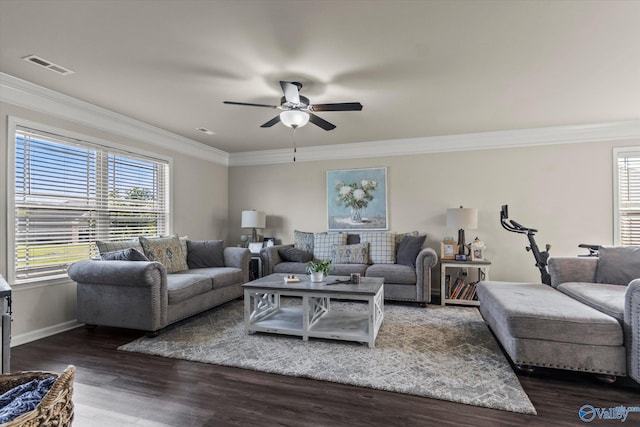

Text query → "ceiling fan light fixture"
[280,110,309,129]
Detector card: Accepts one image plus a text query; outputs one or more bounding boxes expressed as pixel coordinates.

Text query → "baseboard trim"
[11,320,83,347]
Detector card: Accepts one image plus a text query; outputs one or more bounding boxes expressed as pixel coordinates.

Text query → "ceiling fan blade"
[223,101,278,109]
[279,81,301,105]
[308,113,336,131]
[260,115,281,128]
[310,102,363,112]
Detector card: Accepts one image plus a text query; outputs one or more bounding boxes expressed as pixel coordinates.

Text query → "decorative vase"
[350,207,363,223]
[310,272,324,282]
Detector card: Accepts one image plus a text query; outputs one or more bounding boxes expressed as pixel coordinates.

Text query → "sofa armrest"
[625,278,640,383]
[415,248,438,304]
[68,259,166,287]
[548,257,598,287]
[260,244,294,275]
[223,247,251,283]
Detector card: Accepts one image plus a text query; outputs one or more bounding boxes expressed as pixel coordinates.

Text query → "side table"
[250,253,263,280]
[440,260,491,306]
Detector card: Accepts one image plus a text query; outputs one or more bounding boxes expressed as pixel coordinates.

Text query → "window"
[614,147,640,246]
[13,125,169,283]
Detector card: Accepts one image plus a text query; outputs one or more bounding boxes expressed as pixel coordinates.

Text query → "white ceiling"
[1,0,639,154]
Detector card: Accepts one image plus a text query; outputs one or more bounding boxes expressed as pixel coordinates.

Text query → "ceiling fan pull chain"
[292,128,297,162]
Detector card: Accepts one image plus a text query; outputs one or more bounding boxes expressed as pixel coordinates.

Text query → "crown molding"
[229,119,640,166]
[0,73,229,165]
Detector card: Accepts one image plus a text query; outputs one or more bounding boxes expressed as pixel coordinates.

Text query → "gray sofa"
[68,237,250,335]
[476,248,639,384]
[261,231,438,304]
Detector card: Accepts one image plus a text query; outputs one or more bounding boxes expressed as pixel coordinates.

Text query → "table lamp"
[446,206,478,255]
[241,210,266,243]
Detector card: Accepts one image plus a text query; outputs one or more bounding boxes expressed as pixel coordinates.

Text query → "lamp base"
[251,228,258,243]
[457,228,467,255]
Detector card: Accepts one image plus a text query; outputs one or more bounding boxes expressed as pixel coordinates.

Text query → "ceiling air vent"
[22,55,74,75]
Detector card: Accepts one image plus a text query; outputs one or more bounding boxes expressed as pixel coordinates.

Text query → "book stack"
[446,275,479,301]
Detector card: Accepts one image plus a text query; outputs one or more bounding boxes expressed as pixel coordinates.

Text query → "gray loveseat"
[261,231,438,304]
[476,247,640,384]
[68,236,250,335]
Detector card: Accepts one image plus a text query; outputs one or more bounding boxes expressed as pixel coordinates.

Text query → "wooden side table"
[440,260,491,306]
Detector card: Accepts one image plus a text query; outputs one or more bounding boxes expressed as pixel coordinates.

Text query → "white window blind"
[14,126,169,282]
[616,150,640,246]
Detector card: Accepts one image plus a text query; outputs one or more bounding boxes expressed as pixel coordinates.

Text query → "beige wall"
[0,101,229,342]
[229,139,638,287]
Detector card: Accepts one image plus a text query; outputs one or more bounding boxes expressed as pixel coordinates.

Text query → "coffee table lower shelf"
[249,305,373,344]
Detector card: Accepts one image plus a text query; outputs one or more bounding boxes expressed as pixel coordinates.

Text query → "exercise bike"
[500,205,552,285]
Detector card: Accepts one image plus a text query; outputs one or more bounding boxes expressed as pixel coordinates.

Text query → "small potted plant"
[306,259,333,282]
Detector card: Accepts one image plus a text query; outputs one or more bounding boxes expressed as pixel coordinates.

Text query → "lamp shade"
[446,207,478,229]
[241,210,266,229]
[280,110,310,129]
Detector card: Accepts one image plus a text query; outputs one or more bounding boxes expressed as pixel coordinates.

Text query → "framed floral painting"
[327,167,388,231]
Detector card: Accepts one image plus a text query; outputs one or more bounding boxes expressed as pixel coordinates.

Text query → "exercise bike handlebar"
[500,205,538,235]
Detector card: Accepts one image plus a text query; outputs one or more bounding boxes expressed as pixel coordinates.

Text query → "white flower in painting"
[353,189,366,200]
[339,186,352,196]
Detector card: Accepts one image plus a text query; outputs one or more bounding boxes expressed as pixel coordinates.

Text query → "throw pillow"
[187,240,225,268]
[139,235,188,273]
[100,248,149,261]
[596,246,640,285]
[278,246,314,263]
[394,231,420,249]
[396,235,426,267]
[331,243,369,264]
[313,232,347,261]
[294,230,315,253]
[96,238,143,255]
[359,232,396,264]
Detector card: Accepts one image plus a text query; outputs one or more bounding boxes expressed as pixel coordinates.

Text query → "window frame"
[6,116,173,287]
[613,146,640,246]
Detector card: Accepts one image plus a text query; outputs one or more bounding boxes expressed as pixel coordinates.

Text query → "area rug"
[119,299,536,415]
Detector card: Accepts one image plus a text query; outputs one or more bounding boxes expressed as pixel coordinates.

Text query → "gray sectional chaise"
[68,236,250,335]
[261,230,438,304]
[476,247,640,384]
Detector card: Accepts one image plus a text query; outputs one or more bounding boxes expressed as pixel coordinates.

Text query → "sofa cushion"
[139,235,188,273]
[331,264,369,276]
[331,243,369,264]
[187,240,224,268]
[596,246,640,286]
[476,282,623,346]
[294,230,314,253]
[166,273,212,304]
[396,235,426,267]
[557,282,626,322]
[96,238,143,255]
[313,233,347,261]
[273,262,309,275]
[278,246,313,263]
[365,263,416,284]
[359,232,396,264]
[100,248,149,261]
[177,267,243,290]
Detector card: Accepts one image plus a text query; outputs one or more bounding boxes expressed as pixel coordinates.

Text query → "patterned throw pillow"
[100,248,149,261]
[139,235,188,273]
[313,233,347,261]
[331,243,369,264]
[96,238,143,255]
[359,232,396,264]
[294,230,315,253]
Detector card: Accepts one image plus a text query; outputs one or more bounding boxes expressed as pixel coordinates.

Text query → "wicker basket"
[0,365,75,427]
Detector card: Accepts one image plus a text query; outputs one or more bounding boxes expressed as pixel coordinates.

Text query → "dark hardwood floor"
[11,304,640,427]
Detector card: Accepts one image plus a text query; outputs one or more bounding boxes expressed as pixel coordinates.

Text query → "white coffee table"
[243,273,384,348]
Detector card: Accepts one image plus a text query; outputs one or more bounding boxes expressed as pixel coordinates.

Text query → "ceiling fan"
[223,81,363,131]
